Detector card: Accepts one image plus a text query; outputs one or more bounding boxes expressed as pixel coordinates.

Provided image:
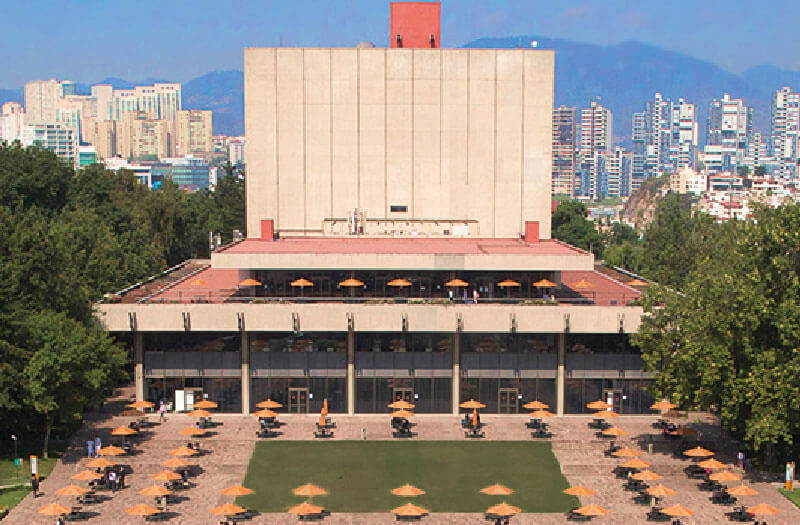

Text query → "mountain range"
[3,37,800,140]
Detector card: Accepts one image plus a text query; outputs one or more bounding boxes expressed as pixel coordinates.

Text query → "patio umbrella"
[587,400,612,410]
[170,446,199,456]
[595,410,620,418]
[627,279,648,287]
[193,400,218,409]
[55,485,89,496]
[471,409,478,428]
[533,279,557,288]
[392,484,426,496]
[497,279,520,287]
[650,400,677,411]
[727,485,759,496]
[621,458,651,469]
[38,503,72,516]
[187,409,213,417]
[210,504,246,516]
[632,470,663,481]
[188,278,210,287]
[670,427,697,436]
[611,448,641,458]
[291,278,314,297]
[319,413,327,427]
[253,409,278,418]
[71,470,102,481]
[151,470,182,481]
[746,503,780,516]
[459,399,486,409]
[161,457,191,468]
[322,399,329,417]
[288,502,324,516]
[523,400,550,410]
[391,503,429,517]
[125,504,161,516]
[683,446,714,458]
[179,427,206,436]
[238,278,262,286]
[647,485,677,497]
[338,278,364,287]
[111,426,137,436]
[97,445,126,456]
[120,409,145,417]
[562,485,597,496]
[528,410,555,418]
[660,504,694,517]
[392,410,415,418]
[445,279,469,287]
[573,504,609,516]
[480,484,514,496]
[486,503,522,517]
[709,470,741,482]
[388,400,416,410]
[387,279,413,287]
[256,399,283,409]
[601,427,629,437]
[139,485,173,496]
[86,457,116,469]
[697,458,727,470]
[221,485,254,496]
[293,483,328,497]
[127,400,154,409]
[571,279,594,289]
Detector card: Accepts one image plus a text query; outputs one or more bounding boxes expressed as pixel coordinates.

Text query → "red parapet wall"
[260,219,275,241]
[390,2,441,48]
[524,221,540,243]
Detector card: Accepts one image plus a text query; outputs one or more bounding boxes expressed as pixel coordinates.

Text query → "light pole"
[11,434,18,482]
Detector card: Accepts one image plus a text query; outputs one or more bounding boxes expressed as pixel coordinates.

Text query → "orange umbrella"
[179,427,206,436]
[170,446,199,456]
[572,279,594,289]
[445,279,469,287]
[97,445,126,456]
[650,400,677,411]
[55,485,89,496]
[71,470,102,481]
[647,485,677,497]
[497,279,520,287]
[111,426,137,436]
[127,400,154,409]
[322,398,329,417]
[161,457,191,468]
[746,503,780,516]
[288,502,325,516]
[151,470,182,481]
[587,400,612,410]
[727,485,759,496]
[120,409,145,417]
[697,458,727,470]
[220,485,254,496]
[471,409,478,427]
[627,279,649,287]
[253,409,278,418]
[480,484,514,496]
[210,503,246,515]
[683,446,714,458]
[387,279,413,287]
[611,448,641,457]
[486,503,522,517]
[562,485,597,496]
[125,504,161,516]
[319,413,327,427]
[460,399,486,409]
[38,503,72,515]
[528,410,555,418]
[533,279,557,288]
[523,401,550,410]
[709,471,741,482]
[238,278,262,286]
[193,400,218,409]
[291,278,314,287]
[391,410,415,418]
[670,427,697,436]
[256,399,283,409]
[388,400,416,410]
[661,504,694,517]
[188,278,209,287]
[293,483,328,497]
[621,458,651,469]
[187,409,213,417]
[86,457,116,468]
[632,470,663,481]
[338,278,364,287]
[602,427,629,437]
[139,485,173,496]
[392,484,426,496]
[391,503,429,517]
[595,410,620,418]
[573,504,609,516]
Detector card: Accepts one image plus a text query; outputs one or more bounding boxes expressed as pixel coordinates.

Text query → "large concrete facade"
[244,47,554,239]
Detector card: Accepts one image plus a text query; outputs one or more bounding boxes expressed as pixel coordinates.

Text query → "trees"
[551,200,603,256]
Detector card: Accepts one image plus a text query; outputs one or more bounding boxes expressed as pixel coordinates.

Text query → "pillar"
[557,332,566,416]
[451,332,461,415]
[241,331,250,415]
[347,329,355,415]
[134,331,144,403]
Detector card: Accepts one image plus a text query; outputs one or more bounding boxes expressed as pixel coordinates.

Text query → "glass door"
[288,387,310,413]
[603,388,623,414]
[498,388,519,414]
[392,387,413,405]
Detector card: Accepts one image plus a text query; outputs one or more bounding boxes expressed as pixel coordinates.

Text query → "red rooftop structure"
[390,2,440,48]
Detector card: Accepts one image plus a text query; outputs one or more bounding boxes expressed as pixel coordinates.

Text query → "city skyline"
[2,0,800,88]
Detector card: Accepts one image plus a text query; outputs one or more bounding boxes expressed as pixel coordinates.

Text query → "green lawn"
[779,487,800,508]
[237,441,578,513]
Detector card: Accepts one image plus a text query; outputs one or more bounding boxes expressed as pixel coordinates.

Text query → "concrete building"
[176,109,213,155]
[111,83,182,122]
[579,101,612,156]
[229,138,246,166]
[770,87,800,179]
[0,102,25,142]
[552,106,578,196]
[150,155,210,190]
[78,145,98,167]
[96,3,648,417]
[21,123,77,164]
[24,79,72,124]
[83,118,116,160]
[117,111,174,160]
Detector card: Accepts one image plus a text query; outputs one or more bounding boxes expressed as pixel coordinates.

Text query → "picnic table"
[710,490,737,505]
[646,506,671,521]
[729,505,753,522]
[314,427,334,439]
[465,426,485,439]
[531,428,553,439]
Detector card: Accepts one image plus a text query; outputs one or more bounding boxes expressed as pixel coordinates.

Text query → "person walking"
[473,289,480,304]
[159,400,167,422]
[87,438,94,458]
[94,436,101,457]
[31,474,39,497]
[448,289,454,301]
[108,470,117,492]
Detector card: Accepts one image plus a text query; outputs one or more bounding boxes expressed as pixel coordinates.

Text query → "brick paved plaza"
[5,391,798,524]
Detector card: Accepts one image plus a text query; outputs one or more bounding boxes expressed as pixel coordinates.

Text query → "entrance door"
[498,388,519,414]
[603,388,623,414]
[393,387,413,405]
[288,387,310,413]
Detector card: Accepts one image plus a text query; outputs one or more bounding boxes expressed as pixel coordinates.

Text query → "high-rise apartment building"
[632,93,697,180]
[770,87,800,179]
[21,123,77,164]
[669,99,698,171]
[91,84,114,121]
[579,101,613,156]
[0,102,25,142]
[24,79,73,124]
[551,106,578,195]
[82,118,116,160]
[704,93,752,173]
[116,111,174,160]
[176,110,213,155]
[229,138,245,166]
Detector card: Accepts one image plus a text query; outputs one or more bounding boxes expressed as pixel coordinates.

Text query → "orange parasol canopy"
[602,427,629,437]
[391,503,429,516]
[387,279,413,287]
[71,470,102,481]
[293,483,328,497]
[697,458,727,470]
[650,400,677,411]
[210,503,246,515]
[179,427,206,436]
[170,446,199,456]
[319,413,327,427]
[595,410,620,418]
[533,279,557,288]
[338,278,364,287]
[256,399,283,409]
[709,470,741,482]
[38,503,72,515]
[661,504,694,517]
[391,484,426,497]
[480,484,514,496]
[631,470,663,481]
[187,409,212,417]
[627,279,649,287]
[683,446,714,458]
[611,448,641,457]
[161,457,191,468]
[670,427,697,436]
[647,485,677,497]
[471,409,478,428]
[746,503,780,516]
[388,400,416,410]
[460,399,486,409]
[528,410,555,418]
[497,279,520,287]
[111,426,137,436]
[220,485,254,496]
[127,400,154,409]
[391,410,415,418]
[727,485,759,496]
[291,278,314,287]
[573,504,609,516]
[445,279,469,287]
[587,400,612,410]
[188,278,210,287]
[621,458,651,469]
[120,409,145,417]
[193,400,218,409]
[139,485,173,496]
[97,445,126,456]
[125,504,161,516]
[288,502,324,516]
[151,470,182,481]
[562,485,597,496]
[238,278,262,286]
[253,409,278,418]
[55,485,89,496]
[86,457,116,469]
[523,400,550,410]
[571,279,594,289]
[486,503,522,517]
[322,399,329,417]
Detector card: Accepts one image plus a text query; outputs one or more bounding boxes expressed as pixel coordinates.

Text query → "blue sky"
[1,0,797,87]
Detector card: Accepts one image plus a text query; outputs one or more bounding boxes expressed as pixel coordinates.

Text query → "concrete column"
[347,329,355,415]
[134,331,144,402]
[557,332,566,416]
[451,332,461,415]
[241,331,250,415]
